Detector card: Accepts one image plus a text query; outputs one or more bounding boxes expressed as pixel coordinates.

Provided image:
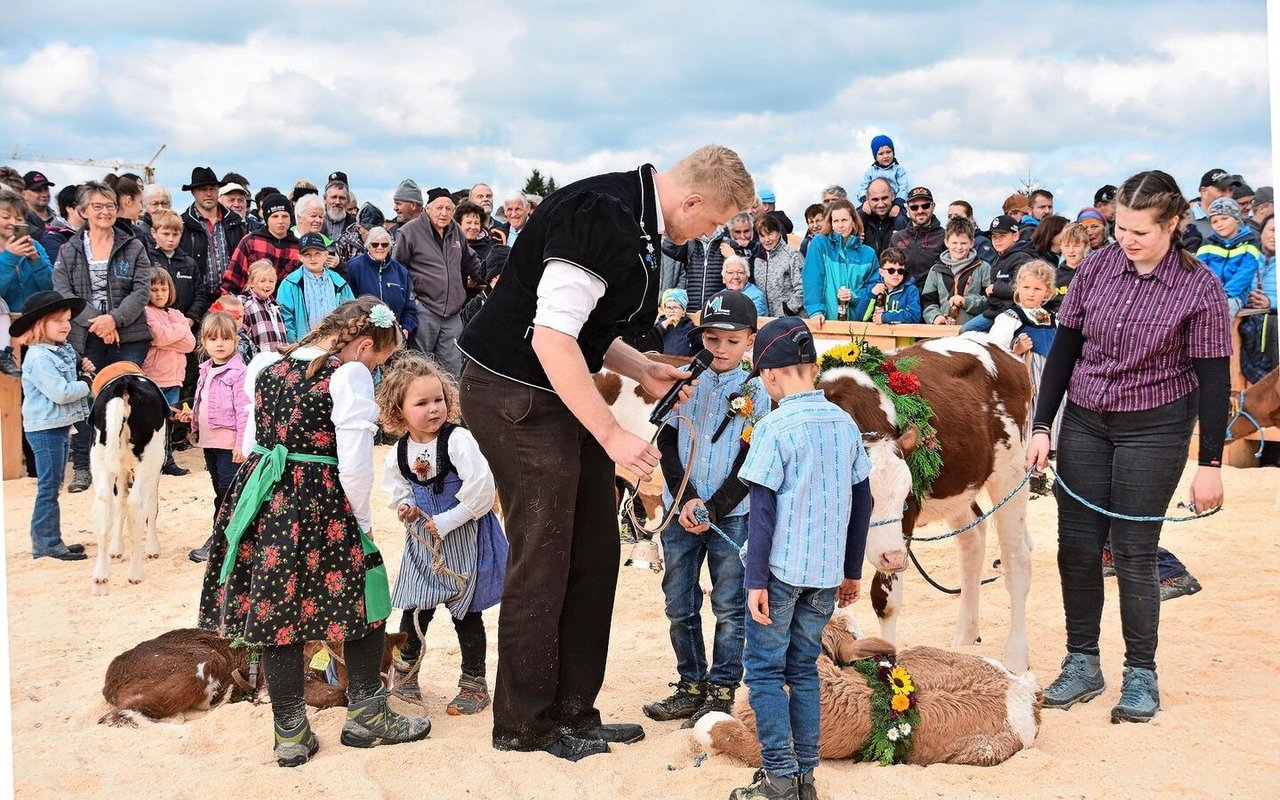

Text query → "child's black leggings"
[261,626,387,730]
[399,608,486,678]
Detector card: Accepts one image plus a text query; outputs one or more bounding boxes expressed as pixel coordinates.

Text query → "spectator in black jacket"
[962,214,1037,332]
[177,167,247,299]
[889,186,946,289]
[756,188,794,235]
[858,178,908,260]
[148,209,208,327]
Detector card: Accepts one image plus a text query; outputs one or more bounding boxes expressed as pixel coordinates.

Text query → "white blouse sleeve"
[988,310,1021,350]
[431,429,497,538]
[240,351,283,454]
[331,360,380,533]
[381,445,414,511]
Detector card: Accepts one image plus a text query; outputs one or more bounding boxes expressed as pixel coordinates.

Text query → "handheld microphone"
[649,349,714,426]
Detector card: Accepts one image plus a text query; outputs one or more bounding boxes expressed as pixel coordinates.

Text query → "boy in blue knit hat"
[856,133,911,204]
[728,317,873,800]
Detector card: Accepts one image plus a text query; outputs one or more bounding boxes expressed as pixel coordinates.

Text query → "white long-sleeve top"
[241,346,379,533]
[381,428,496,539]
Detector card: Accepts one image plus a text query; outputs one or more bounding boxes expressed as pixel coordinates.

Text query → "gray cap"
[1253,186,1273,206]
[393,179,423,205]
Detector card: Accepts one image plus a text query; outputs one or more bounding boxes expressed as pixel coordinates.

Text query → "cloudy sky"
[0,1,1273,224]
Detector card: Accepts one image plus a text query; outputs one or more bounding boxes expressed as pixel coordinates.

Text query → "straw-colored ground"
[3,450,1277,799]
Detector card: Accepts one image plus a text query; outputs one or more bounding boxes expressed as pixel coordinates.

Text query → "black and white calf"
[89,374,168,595]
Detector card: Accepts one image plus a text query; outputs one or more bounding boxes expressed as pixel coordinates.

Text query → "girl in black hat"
[10,290,93,560]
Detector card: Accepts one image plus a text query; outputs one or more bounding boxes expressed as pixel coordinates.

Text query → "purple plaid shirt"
[1057,243,1231,413]
[239,290,289,353]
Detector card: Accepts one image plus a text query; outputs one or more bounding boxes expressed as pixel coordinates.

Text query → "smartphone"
[11,222,29,240]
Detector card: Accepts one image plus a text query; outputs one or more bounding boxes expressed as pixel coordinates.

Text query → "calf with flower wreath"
[695,607,1042,768]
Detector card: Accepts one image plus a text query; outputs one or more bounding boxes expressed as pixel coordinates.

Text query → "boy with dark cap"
[644,289,762,730]
[727,317,873,800]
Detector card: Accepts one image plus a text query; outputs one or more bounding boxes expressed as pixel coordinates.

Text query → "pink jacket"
[142,306,196,388]
[191,355,249,446]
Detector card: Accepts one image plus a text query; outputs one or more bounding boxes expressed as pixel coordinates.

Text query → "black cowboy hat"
[182,166,224,192]
[9,291,87,339]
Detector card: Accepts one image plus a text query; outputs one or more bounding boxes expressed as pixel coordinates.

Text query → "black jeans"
[205,448,238,523]
[1055,393,1196,671]
[460,362,619,750]
[399,608,487,677]
[69,335,149,470]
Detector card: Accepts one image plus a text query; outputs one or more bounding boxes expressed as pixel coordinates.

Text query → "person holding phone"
[1,190,56,375]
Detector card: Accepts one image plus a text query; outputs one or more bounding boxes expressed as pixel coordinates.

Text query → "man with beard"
[888,187,946,289]
[22,171,65,235]
[178,166,247,296]
[857,178,907,259]
[469,182,505,239]
[220,193,301,293]
[322,179,357,241]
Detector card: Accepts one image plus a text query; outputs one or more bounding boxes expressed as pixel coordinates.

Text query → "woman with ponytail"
[1026,170,1231,724]
[196,296,428,767]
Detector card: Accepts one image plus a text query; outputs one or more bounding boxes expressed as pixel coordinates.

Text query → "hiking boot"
[390,659,421,701]
[1111,667,1160,723]
[0,347,21,377]
[729,769,799,800]
[643,679,705,721]
[1159,571,1202,602]
[445,673,490,716]
[1101,549,1116,577]
[796,771,817,800]
[68,468,91,494]
[273,718,319,768]
[340,688,431,748]
[1043,653,1105,709]
[682,682,735,729]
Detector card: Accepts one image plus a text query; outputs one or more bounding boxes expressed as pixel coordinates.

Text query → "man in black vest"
[458,145,754,762]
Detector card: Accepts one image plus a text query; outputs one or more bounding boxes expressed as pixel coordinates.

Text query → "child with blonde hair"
[377,351,507,716]
[1049,222,1091,312]
[143,266,196,476]
[239,259,289,353]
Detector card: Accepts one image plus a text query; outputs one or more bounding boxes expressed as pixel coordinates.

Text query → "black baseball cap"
[1200,169,1243,190]
[692,289,757,333]
[1093,185,1116,205]
[23,171,54,190]
[987,215,1021,235]
[327,171,349,186]
[906,186,934,205]
[749,317,817,376]
[298,232,328,253]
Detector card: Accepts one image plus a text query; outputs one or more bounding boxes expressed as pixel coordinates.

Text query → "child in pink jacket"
[143,267,197,476]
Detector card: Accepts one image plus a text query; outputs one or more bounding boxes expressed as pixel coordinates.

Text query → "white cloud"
[0,43,100,114]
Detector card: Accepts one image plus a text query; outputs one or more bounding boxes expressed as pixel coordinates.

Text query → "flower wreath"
[851,654,920,766]
[818,339,942,500]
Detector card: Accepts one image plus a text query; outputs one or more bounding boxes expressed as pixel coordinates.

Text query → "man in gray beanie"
[389,179,424,236]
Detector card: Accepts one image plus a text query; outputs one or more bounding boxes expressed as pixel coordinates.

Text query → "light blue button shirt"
[738,389,870,588]
[663,365,764,519]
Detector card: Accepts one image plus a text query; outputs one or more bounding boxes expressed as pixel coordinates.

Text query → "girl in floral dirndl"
[376,351,507,716]
[195,297,429,768]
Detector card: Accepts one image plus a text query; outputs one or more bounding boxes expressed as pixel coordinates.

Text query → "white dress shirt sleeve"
[431,429,497,538]
[240,350,284,454]
[532,259,607,337]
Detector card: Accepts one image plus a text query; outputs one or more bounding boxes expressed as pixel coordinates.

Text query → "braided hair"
[1115,170,1201,272]
[279,295,403,377]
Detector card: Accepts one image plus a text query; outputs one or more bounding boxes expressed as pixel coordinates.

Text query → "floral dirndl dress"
[197,354,387,646]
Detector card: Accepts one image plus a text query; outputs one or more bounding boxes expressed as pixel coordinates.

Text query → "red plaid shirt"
[220,230,300,295]
[239,290,290,353]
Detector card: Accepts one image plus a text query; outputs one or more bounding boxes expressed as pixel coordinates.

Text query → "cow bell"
[624,535,663,573]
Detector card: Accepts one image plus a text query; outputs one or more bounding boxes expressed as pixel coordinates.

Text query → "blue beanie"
[660,287,689,310]
[871,134,895,158]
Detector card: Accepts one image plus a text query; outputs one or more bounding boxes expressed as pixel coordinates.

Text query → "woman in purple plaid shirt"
[1027,170,1231,726]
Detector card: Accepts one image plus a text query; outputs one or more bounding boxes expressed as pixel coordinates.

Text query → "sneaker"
[796,771,817,800]
[273,718,319,768]
[0,347,21,377]
[729,769,799,800]
[1101,549,1116,578]
[340,688,431,748]
[1043,653,1105,709]
[1111,667,1160,723]
[162,460,190,477]
[390,659,421,701]
[682,682,735,729]
[1159,571,1202,602]
[445,673,490,716]
[68,468,91,494]
[643,679,705,721]
[541,733,609,762]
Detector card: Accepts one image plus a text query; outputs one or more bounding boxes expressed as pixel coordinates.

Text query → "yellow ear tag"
[307,649,331,672]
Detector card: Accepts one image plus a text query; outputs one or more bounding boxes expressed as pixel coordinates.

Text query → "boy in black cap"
[644,289,761,729]
[730,317,872,800]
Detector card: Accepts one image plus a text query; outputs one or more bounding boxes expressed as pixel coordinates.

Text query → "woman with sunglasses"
[345,226,418,342]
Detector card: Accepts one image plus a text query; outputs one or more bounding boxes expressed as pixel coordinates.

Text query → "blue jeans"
[27,427,71,556]
[960,314,994,333]
[205,448,237,522]
[742,575,835,777]
[70,336,149,470]
[660,514,747,685]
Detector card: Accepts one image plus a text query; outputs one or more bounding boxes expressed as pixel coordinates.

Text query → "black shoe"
[643,679,706,721]
[0,347,21,377]
[682,683,736,729]
[66,543,85,554]
[45,549,88,561]
[576,722,644,744]
[542,734,609,762]
[162,461,190,476]
[68,469,91,493]
[189,546,210,563]
[730,769,799,799]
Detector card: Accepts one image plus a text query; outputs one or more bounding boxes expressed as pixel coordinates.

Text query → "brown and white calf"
[820,337,1034,672]
[1229,366,1280,444]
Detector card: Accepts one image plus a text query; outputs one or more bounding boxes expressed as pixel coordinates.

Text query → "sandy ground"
[2,449,1278,800]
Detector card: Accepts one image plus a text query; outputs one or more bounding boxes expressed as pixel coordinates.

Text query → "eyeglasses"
[907,203,933,211]
[88,202,117,212]
[368,242,390,249]
[882,267,907,275]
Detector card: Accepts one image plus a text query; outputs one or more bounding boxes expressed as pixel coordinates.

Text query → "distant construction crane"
[7,144,167,184]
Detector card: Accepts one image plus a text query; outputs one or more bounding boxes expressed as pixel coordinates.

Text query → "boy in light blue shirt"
[731,317,873,800]
[644,289,762,729]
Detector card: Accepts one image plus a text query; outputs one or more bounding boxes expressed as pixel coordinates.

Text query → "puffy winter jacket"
[1197,227,1264,316]
[52,227,153,354]
[802,232,879,319]
[889,216,946,289]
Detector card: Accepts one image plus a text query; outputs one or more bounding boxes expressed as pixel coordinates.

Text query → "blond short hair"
[247,259,276,282]
[1059,222,1091,248]
[672,144,756,213]
[150,208,183,232]
[1015,260,1057,294]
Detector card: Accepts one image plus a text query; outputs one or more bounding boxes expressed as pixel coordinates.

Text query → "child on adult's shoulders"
[1195,197,1264,317]
[851,247,921,324]
[655,287,696,357]
[857,133,910,208]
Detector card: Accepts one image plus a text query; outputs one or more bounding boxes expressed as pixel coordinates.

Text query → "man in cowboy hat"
[177,167,247,315]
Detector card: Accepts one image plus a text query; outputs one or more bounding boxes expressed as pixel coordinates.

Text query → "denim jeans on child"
[27,426,71,556]
[743,575,836,777]
[959,314,995,333]
[205,448,237,520]
[660,514,748,686]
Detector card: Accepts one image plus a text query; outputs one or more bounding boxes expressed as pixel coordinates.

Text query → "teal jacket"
[0,239,53,311]
[802,232,879,319]
[277,267,354,342]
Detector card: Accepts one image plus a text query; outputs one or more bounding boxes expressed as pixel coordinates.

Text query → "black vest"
[457,166,661,390]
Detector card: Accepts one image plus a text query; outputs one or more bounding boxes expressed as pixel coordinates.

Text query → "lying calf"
[696,610,1041,767]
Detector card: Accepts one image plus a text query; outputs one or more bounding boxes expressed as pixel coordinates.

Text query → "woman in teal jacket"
[802,199,879,322]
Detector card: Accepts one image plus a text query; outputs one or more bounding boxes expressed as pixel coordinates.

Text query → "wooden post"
[1,372,24,480]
